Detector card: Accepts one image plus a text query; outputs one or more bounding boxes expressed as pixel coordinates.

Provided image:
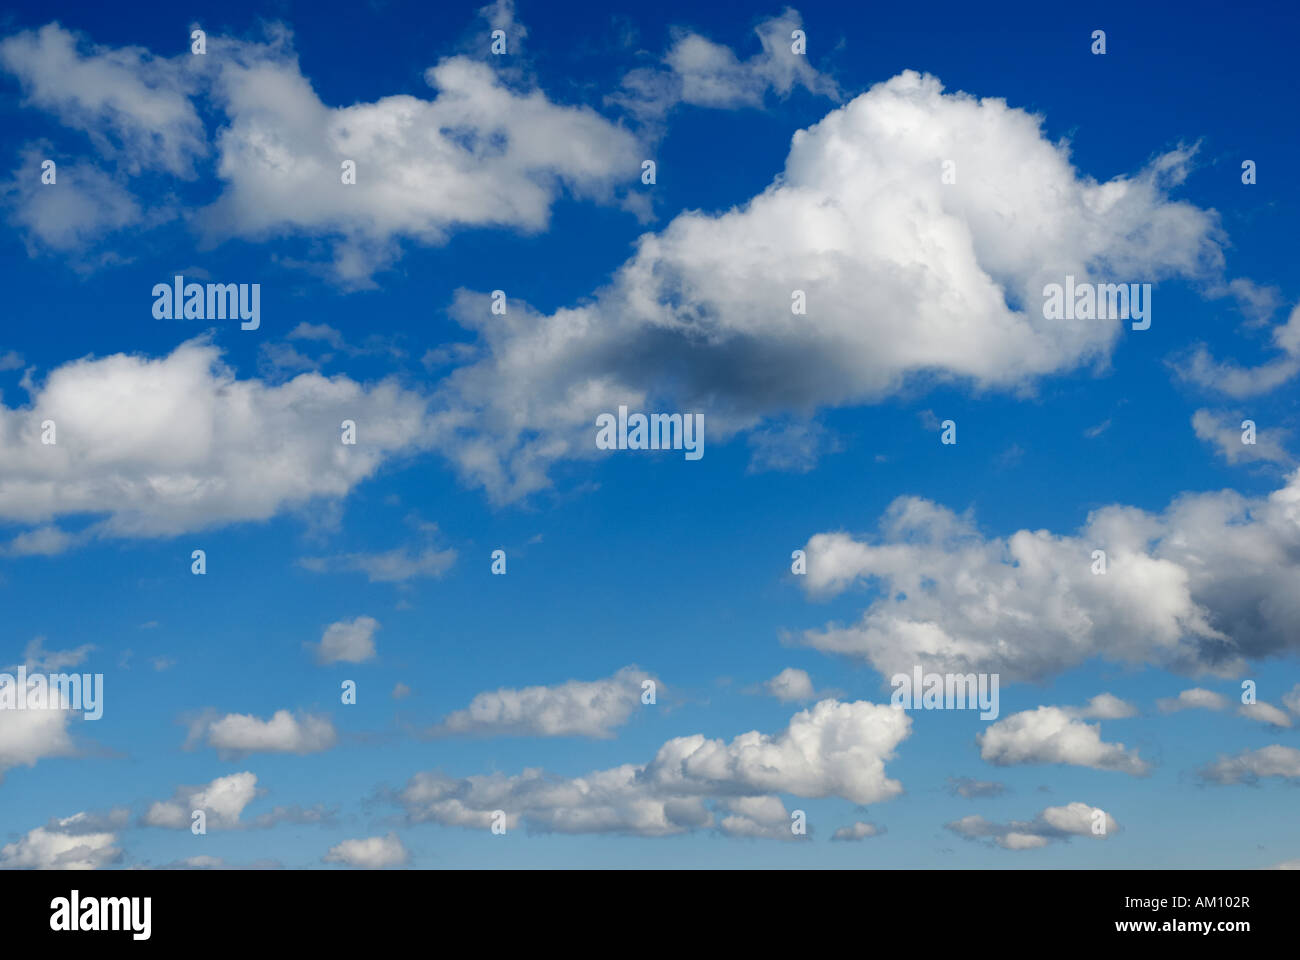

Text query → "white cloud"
[396,766,667,835]
[611,9,838,122]
[3,147,144,253]
[762,667,816,702]
[1237,702,1292,729]
[716,795,802,840]
[9,637,94,671]
[142,772,260,829]
[0,24,205,176]
[1074,693,1138,719]
[946,802,1115,849]
[476,0,527,52]
[1154,689,1290,728]
[299,544,457,583]
[643,699,910,802]
[4,524,80,556]
[1283,684,1300,715]
[1156,688,1229,713]
[433,666,653,738]
[395,698,910,836]
[430,70,1224,501]
[1210,278,1283,326]
[193,31,641,285]
[0,812,121,869]
[309,616,380,665]
[1,22,644,281]
[1174,302,1300,398]
[199,710,338,756]
[0,339,432,540]
[322,832,408,868]
[831,821,883,841]
[977,706,1149,776]
[1198,746,1300,784]
[796,469,1300,683]
[1083,418,1112,439]
[1192,409,1291,465]
[0,698,78,781]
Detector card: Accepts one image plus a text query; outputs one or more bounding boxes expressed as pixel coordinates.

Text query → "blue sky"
[0,0,1298,869]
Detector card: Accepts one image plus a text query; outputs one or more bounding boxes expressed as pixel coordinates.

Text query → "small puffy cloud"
[1197,746,1300,785]
[1156,688,1229,713]
[946,802,1116,850]
[4,525,80,557]
[717,796,802,841]
[142,772,259,830]
[432,666,653,739]
[643,699,911,804]
[3,148,143,254]
[1074,693,1138,720]
[1237,702,1292,729]
[611,9,837,122]
[309,617,379,665]
[0,699,78,781]
[0,812,122,869]
[322,833,408,869]
[831,821,883,842]
[197,710,338,757]
[1157,690,1289,728]
[392,683,412,700]
[762,667,817,702]
[1192,409,1291,465]
[477,0,528,53]
[1283,684,1300,716]
[977,706,1149,776]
